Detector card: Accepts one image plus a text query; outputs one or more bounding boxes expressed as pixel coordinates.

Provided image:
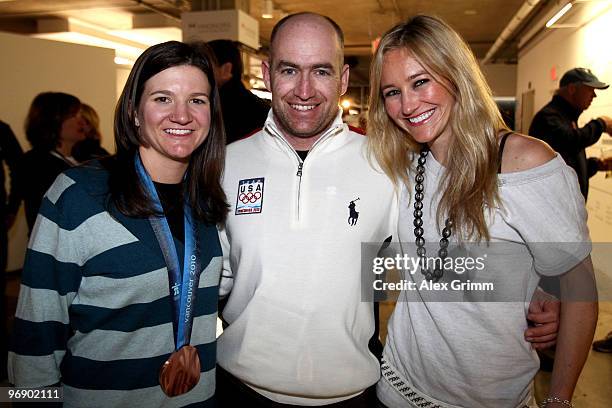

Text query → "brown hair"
[111,40,228,224]
[25,92,81,150]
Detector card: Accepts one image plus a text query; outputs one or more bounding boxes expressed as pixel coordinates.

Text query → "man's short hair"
[208,39,243,80]
[269,12,345,53]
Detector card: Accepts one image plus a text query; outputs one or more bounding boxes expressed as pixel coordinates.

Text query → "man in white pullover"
[216,12,395,407]
[216,12,559,407]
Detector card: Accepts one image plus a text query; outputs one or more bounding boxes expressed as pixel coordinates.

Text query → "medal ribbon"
[135,154,201,350]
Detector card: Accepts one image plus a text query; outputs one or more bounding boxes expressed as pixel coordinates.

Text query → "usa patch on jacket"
[236,177,265,215]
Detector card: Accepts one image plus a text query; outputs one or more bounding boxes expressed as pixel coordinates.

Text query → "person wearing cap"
[529,67,612,199]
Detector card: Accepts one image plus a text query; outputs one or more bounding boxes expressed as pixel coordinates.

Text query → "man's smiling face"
[263,14,349,149]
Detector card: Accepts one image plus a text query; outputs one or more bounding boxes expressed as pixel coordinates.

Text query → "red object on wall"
[550,66,558,81]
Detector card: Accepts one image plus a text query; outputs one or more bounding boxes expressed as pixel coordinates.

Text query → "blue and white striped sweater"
[9,163,220,408]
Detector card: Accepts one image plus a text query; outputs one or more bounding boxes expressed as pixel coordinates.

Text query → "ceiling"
[0,0,556,101]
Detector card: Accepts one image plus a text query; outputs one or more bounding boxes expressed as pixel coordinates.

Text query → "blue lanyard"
[135,154,201,349]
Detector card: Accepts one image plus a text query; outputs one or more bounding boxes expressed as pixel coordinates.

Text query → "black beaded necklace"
[413,148,453,282]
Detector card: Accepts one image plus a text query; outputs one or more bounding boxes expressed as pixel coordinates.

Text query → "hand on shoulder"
[600,115,612,133]
[499,133,556,173]
[599,156,612,171]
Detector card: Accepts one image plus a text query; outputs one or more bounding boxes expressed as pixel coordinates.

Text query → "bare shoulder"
[499,133,556,173]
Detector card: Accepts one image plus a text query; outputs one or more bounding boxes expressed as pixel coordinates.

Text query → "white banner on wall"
[181,10,259,50]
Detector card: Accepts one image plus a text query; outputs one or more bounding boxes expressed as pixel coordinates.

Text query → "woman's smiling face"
[137,64,211,172]
[380,48,455,156]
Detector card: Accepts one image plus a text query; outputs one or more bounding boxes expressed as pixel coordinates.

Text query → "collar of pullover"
[263,109,345,155]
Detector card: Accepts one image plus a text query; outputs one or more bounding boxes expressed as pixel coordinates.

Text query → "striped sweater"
[8,162,221,408]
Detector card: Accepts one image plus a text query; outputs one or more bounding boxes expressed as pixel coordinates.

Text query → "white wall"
[116,66,131,103]
[480,63,517,97]
[516,5,612,291]
[0,31,117,271]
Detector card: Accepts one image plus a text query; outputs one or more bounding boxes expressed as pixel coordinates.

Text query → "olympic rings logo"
[239,192,262,204]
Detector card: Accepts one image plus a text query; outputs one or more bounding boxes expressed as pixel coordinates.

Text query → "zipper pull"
[296,162,303,177]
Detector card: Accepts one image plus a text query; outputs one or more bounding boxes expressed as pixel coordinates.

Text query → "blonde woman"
[368,15,597,408]
[72,103,110,162]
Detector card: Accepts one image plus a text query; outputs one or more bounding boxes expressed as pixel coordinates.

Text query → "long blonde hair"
[80,103,102,140]
[367,15,507,241]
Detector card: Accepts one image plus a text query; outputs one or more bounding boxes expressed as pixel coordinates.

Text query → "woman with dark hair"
[16,91,85,232]
[10,41,227,407]
[368,15,597,408]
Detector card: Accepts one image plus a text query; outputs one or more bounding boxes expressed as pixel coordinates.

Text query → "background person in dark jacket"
[208,39,270,144]
[0,120,23,381]
[15,92,85,233]
[529,67,611,199]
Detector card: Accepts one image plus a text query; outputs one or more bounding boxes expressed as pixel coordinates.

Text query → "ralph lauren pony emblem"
[348,197,360,226]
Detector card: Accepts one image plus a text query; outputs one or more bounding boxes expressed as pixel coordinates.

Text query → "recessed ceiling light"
[262,0,274,19]
[464,10,477,16]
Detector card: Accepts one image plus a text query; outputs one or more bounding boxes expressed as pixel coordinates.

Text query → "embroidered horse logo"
[348,198,360,226]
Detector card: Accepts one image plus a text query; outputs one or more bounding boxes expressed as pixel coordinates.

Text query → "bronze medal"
[159,345,201,397]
